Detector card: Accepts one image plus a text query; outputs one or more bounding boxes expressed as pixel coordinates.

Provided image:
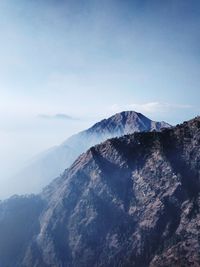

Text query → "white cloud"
[109,102,192,115]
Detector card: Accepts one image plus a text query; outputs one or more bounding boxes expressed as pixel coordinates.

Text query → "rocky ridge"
[12,111,170,196]
[1,117,200,266]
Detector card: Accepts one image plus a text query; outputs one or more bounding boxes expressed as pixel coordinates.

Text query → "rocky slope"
[1,117,200,266]
[12,111,170,196]
[0,195,44,267]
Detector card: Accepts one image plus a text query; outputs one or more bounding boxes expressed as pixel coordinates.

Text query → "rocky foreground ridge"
[0,117,200,266]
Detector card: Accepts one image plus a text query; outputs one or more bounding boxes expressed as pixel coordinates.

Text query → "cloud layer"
[38,113,76,120]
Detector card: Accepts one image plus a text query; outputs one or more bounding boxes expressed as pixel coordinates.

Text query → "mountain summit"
[12,111,170,196]
[0,116,199,266]
[84,111,170,136]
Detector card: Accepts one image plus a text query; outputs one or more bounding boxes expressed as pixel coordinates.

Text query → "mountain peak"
[87,110,171,136]
[109,110,144,123]
[11,111,171,197]
[1,116,200,266]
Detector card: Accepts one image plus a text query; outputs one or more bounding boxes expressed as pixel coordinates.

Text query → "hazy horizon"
[0,0,200,198]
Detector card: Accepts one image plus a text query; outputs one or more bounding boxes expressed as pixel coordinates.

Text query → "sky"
[0,0,200,195]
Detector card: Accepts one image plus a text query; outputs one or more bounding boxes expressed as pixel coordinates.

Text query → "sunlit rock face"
[1,117,200,267]
[14,111,170,195]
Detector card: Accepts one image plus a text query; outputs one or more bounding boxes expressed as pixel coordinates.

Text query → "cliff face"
[1,117,200,267]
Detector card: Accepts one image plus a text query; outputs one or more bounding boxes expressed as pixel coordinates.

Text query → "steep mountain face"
[12,111,170,196]
[0,195,44,267]
[0,117,199,267]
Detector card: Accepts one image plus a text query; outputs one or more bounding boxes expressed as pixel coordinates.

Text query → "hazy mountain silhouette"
[12,111,170,196]
[1,116,200,266]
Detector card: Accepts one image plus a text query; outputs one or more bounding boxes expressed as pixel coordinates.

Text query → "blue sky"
[0,0,200,190]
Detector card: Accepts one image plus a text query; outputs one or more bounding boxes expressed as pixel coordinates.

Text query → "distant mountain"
[0,116,200,266]
[13,111,171,195]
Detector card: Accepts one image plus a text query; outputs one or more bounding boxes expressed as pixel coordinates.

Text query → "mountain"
[12,111,171,196]
[0,116,200,266]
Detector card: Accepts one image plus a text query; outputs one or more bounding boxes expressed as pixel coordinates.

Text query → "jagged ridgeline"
[1,117,200,266]
[13,111,170,195]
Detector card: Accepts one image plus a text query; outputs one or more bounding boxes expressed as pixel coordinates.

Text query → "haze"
[0,0,200,198]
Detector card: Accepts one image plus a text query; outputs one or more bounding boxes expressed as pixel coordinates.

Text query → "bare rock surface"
[1,117,200,267]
